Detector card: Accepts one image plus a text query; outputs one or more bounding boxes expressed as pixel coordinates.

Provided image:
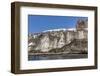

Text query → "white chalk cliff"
[28,19,88,53]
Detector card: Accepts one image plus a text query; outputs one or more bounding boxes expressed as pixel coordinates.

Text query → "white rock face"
[57,32,65,48]
[28,19,88,53]
[39,35,50,52]
[28,28,87,52]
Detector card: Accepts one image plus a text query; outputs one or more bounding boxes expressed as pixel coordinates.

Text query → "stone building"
[76,19,88,40]
[76,19,88,31]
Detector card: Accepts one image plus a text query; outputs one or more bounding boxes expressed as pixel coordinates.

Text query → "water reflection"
[28,54,88,61]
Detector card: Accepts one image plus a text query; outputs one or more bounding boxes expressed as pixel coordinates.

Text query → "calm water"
[28,54,88,61]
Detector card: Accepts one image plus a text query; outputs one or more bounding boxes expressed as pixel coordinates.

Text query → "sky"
[28,15,87,33]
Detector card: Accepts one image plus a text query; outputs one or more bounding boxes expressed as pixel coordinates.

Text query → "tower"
[76,19,87,31]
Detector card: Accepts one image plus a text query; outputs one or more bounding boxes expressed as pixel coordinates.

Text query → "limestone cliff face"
[28,29,87,53]
[28,19,88,53]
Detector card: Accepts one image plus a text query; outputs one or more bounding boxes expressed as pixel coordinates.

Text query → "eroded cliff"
[28,19,88,54]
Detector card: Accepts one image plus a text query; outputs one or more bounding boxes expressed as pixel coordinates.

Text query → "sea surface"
[28,54,88,61]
